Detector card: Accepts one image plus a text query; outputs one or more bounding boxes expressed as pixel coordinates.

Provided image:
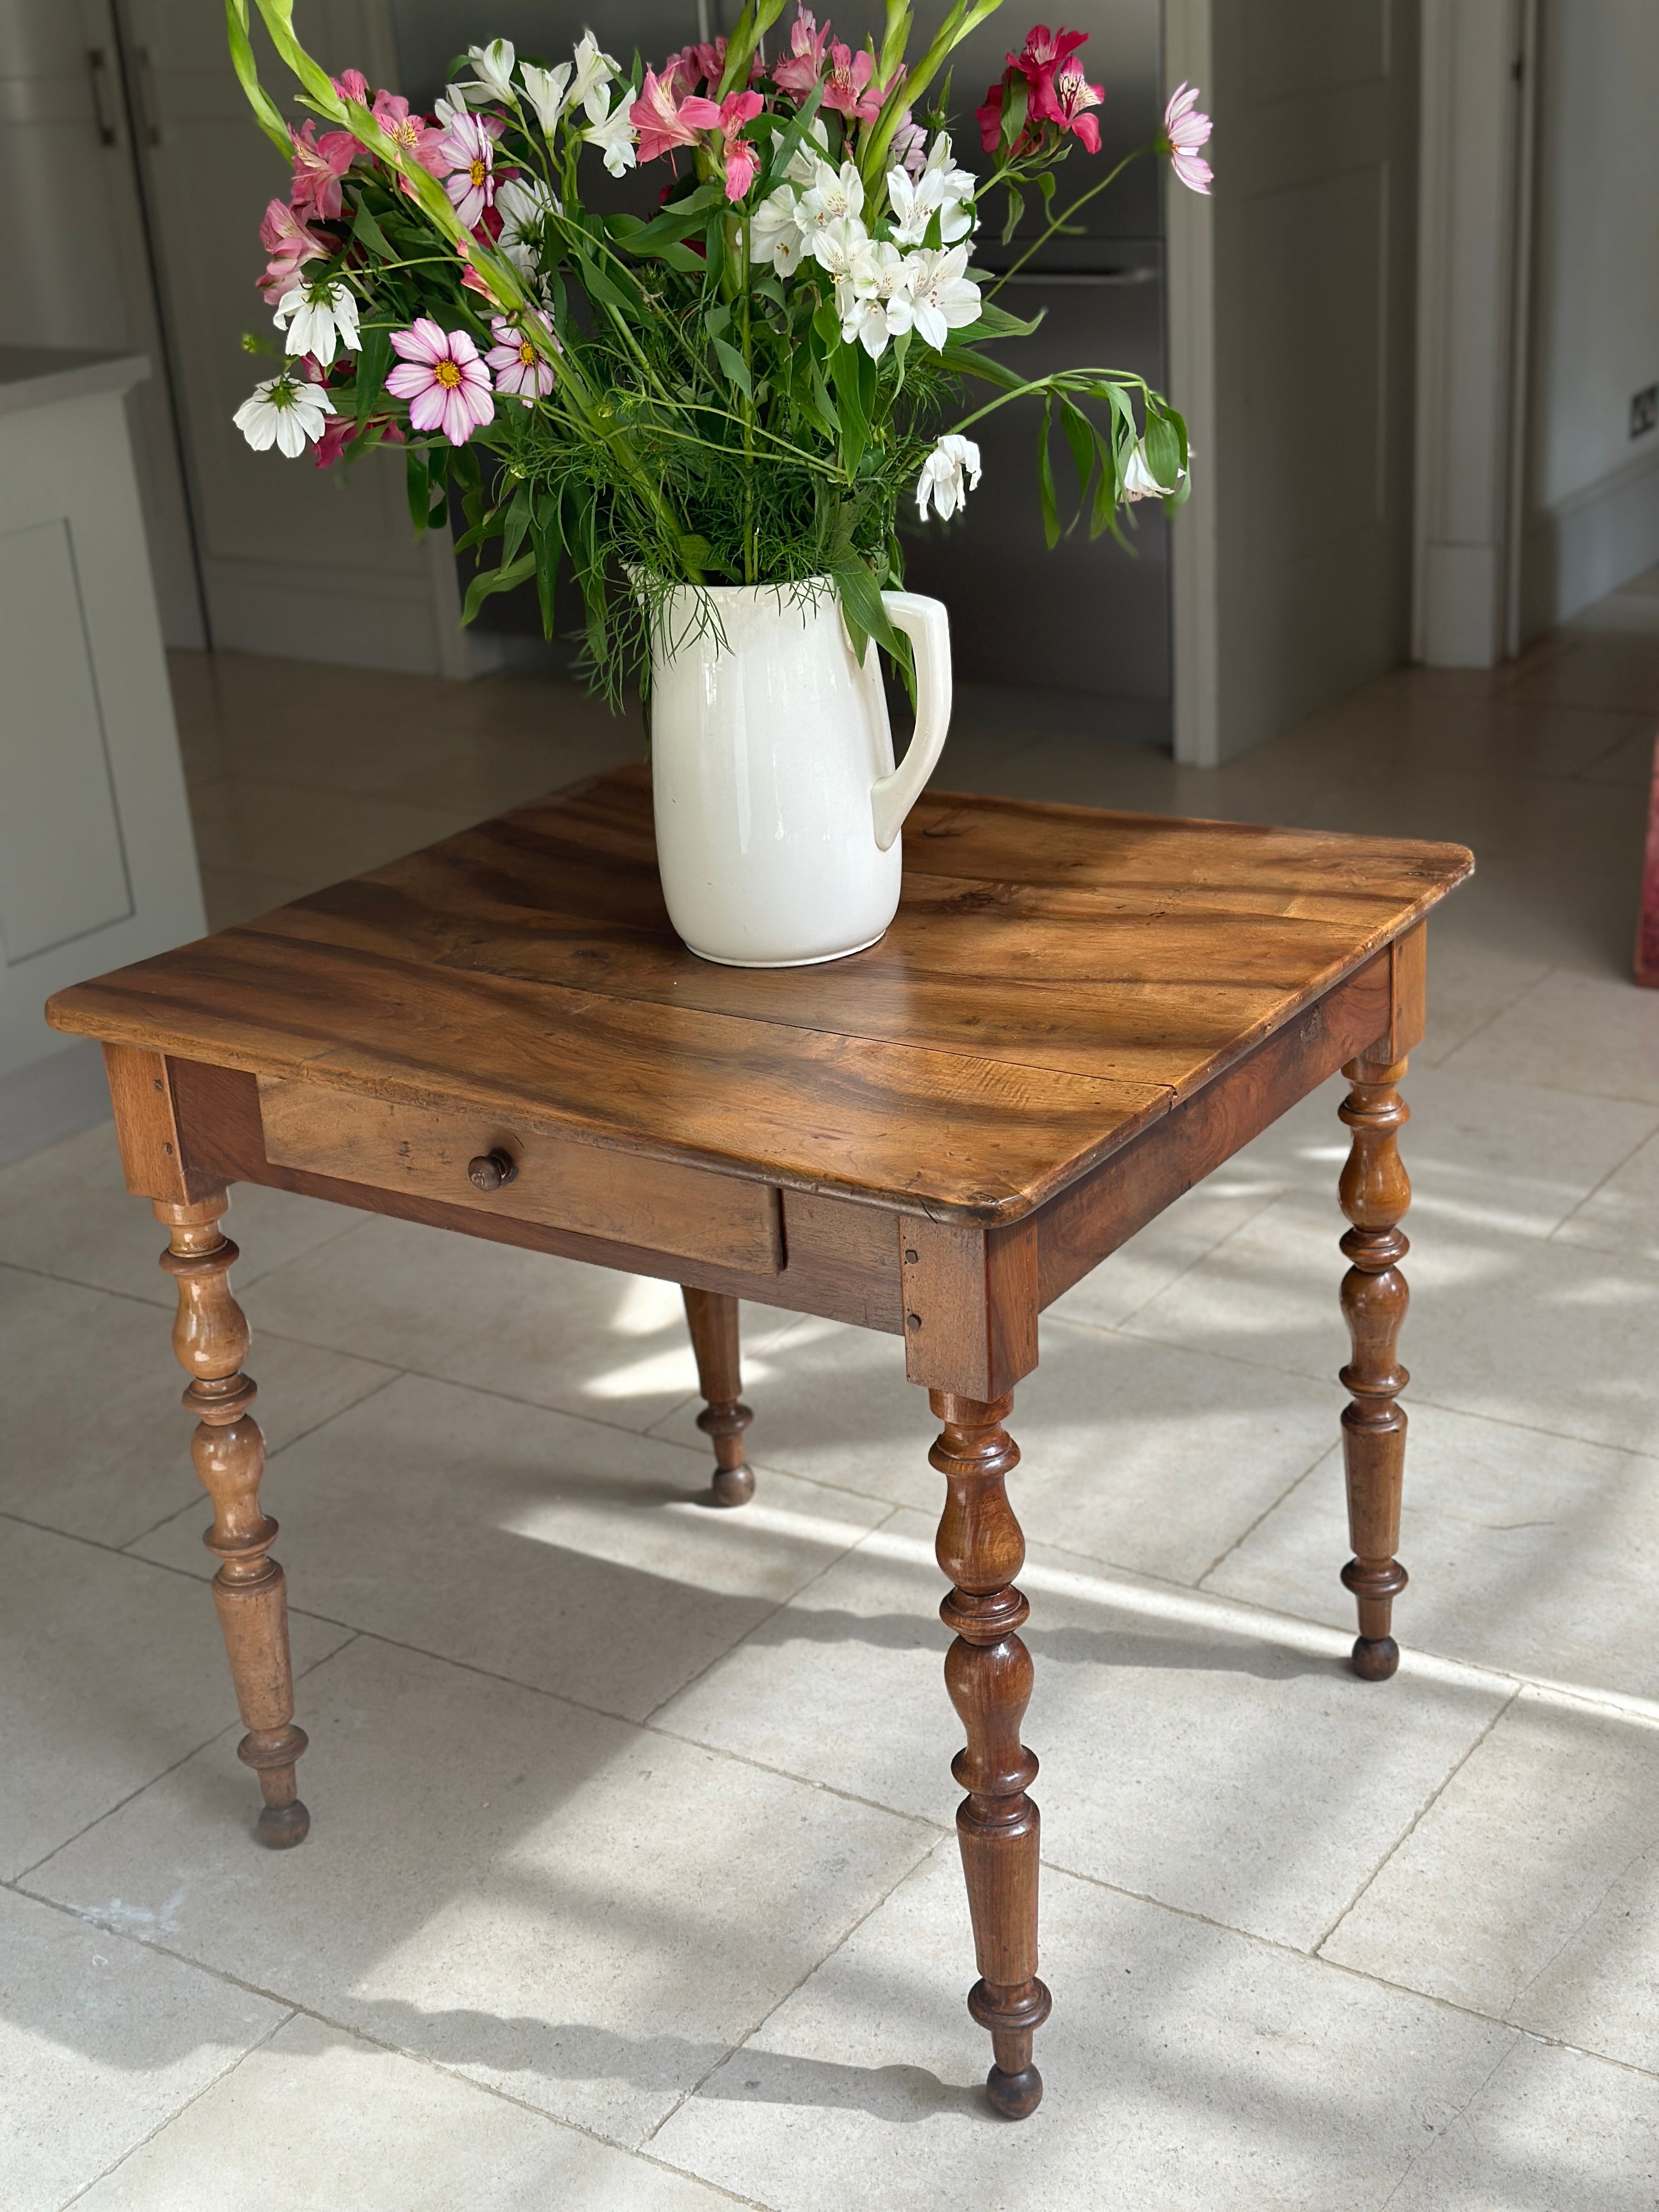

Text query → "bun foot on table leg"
[256,1799,311,1849]
[1351,1634,1401,1683]
[986,2064,1045,2120]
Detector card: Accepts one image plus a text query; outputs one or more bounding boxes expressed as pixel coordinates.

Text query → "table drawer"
[256,1080,782,1273]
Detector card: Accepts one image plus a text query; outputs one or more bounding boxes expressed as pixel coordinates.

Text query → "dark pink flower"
[1033,53,1103,150]
[772,7,830,95]
[256,197,331,298]
[312,412,357,468]
[385,319,495,443]
[330,67,370,104]
[1009,25,1088,81]
[289,121,357,221]
[630,67,721,163]
[663,38,728,93]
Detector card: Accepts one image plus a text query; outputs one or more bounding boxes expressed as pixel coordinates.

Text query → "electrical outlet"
[1633,385,1659,438]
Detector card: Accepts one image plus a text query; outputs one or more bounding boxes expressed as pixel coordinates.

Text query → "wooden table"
[47,769,1472,2120]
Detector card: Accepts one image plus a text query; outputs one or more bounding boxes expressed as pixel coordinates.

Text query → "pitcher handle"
[870,591,953,853]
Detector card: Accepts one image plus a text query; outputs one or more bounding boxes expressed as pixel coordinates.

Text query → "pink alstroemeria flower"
[386,320,495,443]
[289,121,357,221]
[1162,81,1212,194]
[256,198,330,298]
[772,7,830,95]
[718,89,764,201]
[329,67,370,104]
[821,40,882,123]
[630,67,721,164]
[664,38,727,93]
[438,111,500,228]
[370,88,444,171]
[486,312,559,403]
[1034,52,1103,151]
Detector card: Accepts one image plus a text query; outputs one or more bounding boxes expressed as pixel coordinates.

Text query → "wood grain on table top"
[48,769,1473,1220]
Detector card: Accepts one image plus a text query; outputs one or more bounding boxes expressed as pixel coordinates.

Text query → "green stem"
[986,149,1147,295]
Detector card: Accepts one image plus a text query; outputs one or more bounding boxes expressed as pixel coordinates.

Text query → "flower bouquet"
[227,0,1211,964]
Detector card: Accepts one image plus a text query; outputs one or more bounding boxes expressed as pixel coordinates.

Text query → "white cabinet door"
[0,375,206,1081]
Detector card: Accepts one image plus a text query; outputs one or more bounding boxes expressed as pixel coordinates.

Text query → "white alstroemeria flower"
[496,176,560,275]
[273,276,359,368]
[785,115,832,186]
[583,87,637,175]
[809,214,871,292]
[798,159,865,241]
[461,40,516,103]
[886,165,945,246]
[568,30,619,120]
[905,243,981,349]
[751,184,806,277]
[520,60,573,137]
[921,133,977,242]
[841,241,915,357]
[233,374,334,459]
[1121,440,1184,501]
[916,433,981,520]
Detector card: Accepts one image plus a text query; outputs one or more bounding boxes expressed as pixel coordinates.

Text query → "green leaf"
[938,343,1026,392]
[501,483,532,568]
[349,200,394,261]
[353,324,391,419]
[404,449,431,533]
[1036,399,1059,549]
[461,549,537,627]
[574,251,641,319]
[761,79,825,190]
[713,336,753,399]
[1144,407,1182,495]
[1060,399,1094,505]
[829,555,901,667]
[964,299,1044,341]
[1000,182,1025,247]
[830,342,868,474]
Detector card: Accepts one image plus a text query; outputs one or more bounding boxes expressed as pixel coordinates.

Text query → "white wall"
[1525,0,1659,630]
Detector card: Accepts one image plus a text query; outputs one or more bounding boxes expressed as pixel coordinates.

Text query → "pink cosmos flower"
[288,121,357,221]
[1034,53,1103,151]
[437,111,499,228]
[256,198,331,298]
[486,312,558,403]
[385,320,495,443]
[718,89,764,201]
[821,40,882,123]
[1162,81,1212,194]
[772,7,830,95]
[630,67,721,164]
[330,67,370,104]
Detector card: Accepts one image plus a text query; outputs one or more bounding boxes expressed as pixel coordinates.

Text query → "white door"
[1169,0,1422,763]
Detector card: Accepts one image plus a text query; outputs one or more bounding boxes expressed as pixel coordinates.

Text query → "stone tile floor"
[9,574,1659,2206]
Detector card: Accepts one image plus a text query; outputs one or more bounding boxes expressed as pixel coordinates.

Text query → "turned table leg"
[681,1287,754,1506]
[157,1193,309,1846]
[1337,1054,1412,1683]
[932,1390,1051,2119]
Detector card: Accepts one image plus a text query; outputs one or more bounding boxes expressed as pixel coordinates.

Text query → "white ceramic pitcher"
[648,580,952,967]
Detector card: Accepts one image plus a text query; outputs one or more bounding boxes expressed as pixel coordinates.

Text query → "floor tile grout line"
[9,1884,780,2212]
[5,1634,360,1889]
[1545,1106,1659,1243]
[1373,2030,1522,2212]
[1310,1683,1525,1957]
[637,1501,907,1728]
[54,2006,300,2211]
[1192,1434,1341,1589]
[639,1832,952,2150]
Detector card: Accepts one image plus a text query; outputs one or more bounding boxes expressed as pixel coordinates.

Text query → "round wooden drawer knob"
[467,1149,518,1192]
